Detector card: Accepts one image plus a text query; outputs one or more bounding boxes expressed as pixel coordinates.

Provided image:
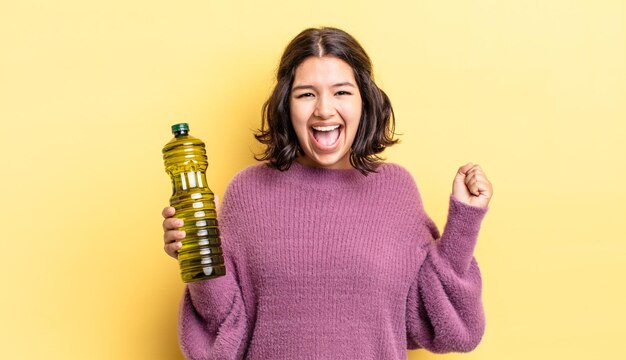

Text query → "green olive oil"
[162,123,225,283]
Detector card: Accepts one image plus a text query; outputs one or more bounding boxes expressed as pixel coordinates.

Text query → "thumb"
[454,162,474,183]
[452,162,474,198]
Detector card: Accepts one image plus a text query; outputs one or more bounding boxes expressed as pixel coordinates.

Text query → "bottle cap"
[171,123,189,135]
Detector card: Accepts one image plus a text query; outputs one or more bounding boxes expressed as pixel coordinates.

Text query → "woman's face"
[289,56,362,169]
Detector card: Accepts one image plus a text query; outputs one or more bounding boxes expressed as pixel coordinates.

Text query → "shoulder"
[377,162,411,176]
[375,162,418,187]
[224,163,273,195]
[230,163,272,183]
[375,162,425,207]
[220,163,273,217]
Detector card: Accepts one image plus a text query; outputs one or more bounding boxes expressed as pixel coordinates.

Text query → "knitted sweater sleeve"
[178,182,249,360]
[405,179,488,352]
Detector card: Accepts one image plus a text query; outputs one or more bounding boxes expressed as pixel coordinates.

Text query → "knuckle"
[163,218,180,230]
[162,206,175,218]
[164,230,178,242]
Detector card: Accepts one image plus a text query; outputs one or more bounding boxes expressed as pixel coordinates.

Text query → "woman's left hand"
[452,163,493,208]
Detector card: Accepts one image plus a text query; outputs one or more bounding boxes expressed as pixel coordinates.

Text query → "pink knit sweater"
[178,162,487,359]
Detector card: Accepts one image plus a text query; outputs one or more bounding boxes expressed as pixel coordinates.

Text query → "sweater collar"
[279,160,370,188]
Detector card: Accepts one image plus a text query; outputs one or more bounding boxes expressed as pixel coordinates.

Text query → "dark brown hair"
[254,27,398,174]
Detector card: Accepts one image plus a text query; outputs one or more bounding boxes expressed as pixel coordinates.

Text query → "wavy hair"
[254,27,399,174]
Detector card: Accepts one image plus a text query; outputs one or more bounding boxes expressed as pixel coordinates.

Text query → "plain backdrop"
[1,1,625,359]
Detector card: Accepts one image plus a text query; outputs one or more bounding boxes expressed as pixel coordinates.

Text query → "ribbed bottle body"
[163,126,225,282]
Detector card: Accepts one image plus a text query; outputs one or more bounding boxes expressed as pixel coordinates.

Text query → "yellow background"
[1,1,625,359]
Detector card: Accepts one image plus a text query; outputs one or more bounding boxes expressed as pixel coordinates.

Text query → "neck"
[295,155,353,170]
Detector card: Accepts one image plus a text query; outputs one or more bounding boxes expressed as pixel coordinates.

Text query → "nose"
[313,93,335,119]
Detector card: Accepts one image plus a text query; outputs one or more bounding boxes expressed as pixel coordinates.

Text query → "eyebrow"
[292,82,356,91]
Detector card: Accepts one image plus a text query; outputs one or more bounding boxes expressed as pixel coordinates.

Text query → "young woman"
[162,27,493,360]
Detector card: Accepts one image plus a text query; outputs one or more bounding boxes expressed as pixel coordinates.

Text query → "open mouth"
[310,124,342,149]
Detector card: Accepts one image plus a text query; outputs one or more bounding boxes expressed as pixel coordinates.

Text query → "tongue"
[313,128,340,146]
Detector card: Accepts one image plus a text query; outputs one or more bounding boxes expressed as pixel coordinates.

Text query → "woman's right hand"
[162,206,185,259]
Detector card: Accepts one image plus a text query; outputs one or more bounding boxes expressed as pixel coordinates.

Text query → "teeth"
[312,125,340,132]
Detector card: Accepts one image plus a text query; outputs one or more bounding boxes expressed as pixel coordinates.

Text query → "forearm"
[178,255,248,360]
[406,196,488,353]
[437,195,488,274]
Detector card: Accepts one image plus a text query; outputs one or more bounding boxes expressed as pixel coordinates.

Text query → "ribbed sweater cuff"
[437,195,488,273]
[187,275,237,322]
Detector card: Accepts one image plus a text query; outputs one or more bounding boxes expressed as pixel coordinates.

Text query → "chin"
[307,152,352,169]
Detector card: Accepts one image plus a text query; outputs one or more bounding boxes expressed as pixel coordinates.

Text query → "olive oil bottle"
[162,123,225,282]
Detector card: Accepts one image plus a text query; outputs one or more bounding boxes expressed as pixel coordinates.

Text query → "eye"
[335,90,351,96]
[295,92,315,98]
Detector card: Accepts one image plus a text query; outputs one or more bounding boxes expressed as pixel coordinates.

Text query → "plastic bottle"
[162,123,225,282]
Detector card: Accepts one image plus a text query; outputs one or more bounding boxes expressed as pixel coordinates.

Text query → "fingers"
[464,165,492,198]
[162,206,175,218]
[466,178,483,197]
[163,227,185,259]
[458,162,474,176]
[162,206,185,259]
[162,214,183,231]
[164,241,182,259]
[464,167,480,191]
[452,162,493,208]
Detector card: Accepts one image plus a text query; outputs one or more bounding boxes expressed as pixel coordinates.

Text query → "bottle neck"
[174,130,189,138]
